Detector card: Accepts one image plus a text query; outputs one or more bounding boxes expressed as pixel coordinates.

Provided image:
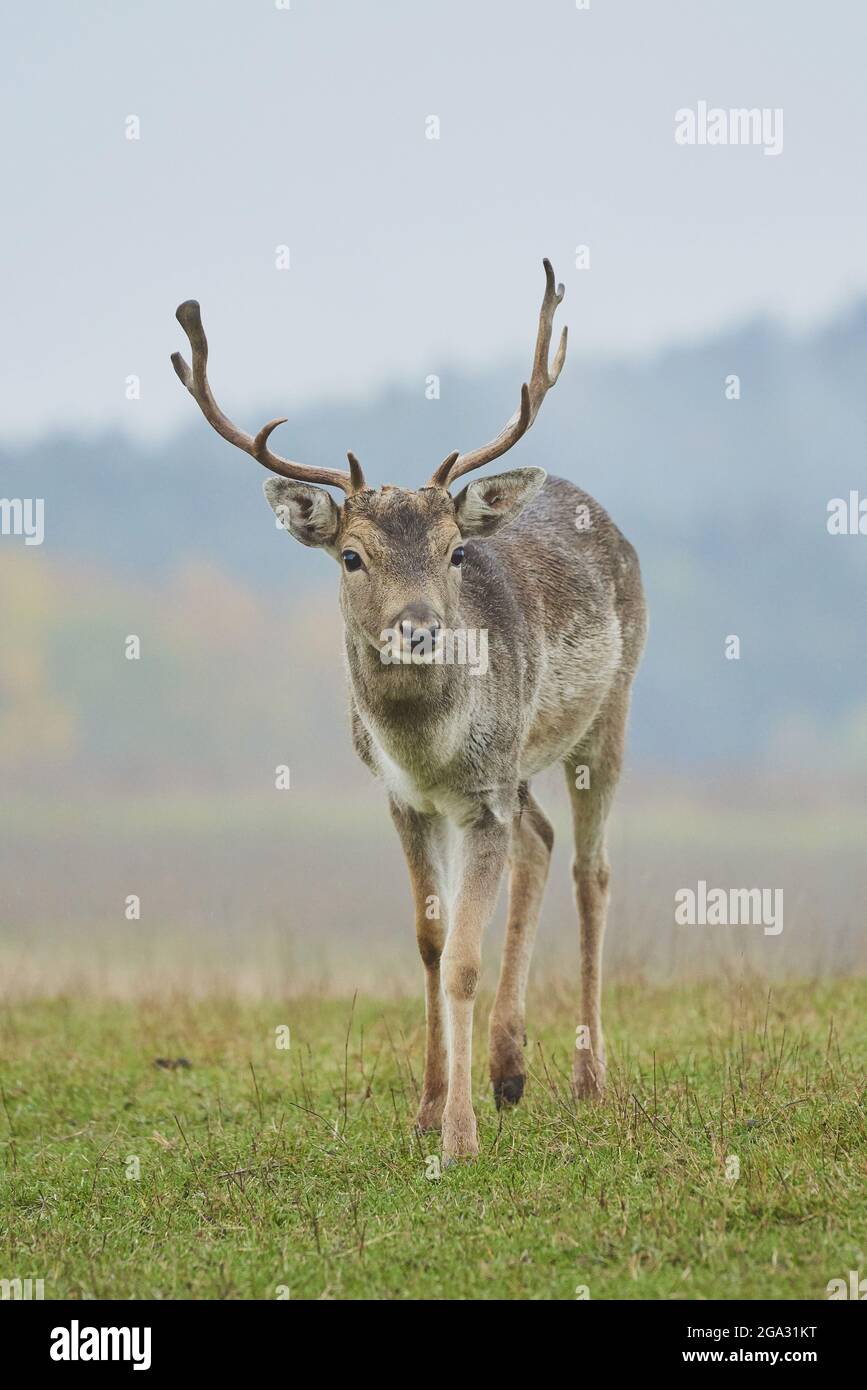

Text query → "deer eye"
[342,549,363,572]
[451,546,465,567]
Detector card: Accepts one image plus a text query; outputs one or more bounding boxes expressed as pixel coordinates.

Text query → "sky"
[2,0,867,441]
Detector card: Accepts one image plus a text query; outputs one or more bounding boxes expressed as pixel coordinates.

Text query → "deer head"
[171,261,567,656]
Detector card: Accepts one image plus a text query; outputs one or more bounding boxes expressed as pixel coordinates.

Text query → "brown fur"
[173,270,646,1162]
[265,471,647,1160]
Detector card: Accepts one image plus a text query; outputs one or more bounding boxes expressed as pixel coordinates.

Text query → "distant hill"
[2,302,866,772]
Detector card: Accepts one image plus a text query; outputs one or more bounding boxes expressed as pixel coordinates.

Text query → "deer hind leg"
[563,695,628,1102]
[488,787,553,1109]
[389,799,450,1133]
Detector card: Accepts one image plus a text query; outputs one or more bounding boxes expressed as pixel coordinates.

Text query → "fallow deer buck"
[171,261,647,1161]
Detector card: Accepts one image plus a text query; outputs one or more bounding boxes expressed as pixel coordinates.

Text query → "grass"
[0,978,864,1300]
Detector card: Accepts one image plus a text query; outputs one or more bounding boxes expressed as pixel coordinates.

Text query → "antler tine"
[346,452,367,493]
[531,258,568,394]
[171,300,366,494]
[428,259,567,490]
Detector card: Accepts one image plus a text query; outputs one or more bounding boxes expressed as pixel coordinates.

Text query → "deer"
[171,261,647,1162]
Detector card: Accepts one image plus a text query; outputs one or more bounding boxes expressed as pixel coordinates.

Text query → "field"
[1,977,864,1300]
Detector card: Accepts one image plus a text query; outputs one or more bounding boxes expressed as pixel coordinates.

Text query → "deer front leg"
[441,811,510,1162]
[389,799,449,1132]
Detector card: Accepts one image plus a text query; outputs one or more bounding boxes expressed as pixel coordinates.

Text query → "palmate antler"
[171,300,366,494]
[427,259,567,490]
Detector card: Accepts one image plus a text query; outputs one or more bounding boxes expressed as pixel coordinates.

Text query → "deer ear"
[263,478,342,551]
[453,467,547,537]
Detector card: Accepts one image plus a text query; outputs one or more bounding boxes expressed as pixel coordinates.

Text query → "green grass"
[1,979,864,1300]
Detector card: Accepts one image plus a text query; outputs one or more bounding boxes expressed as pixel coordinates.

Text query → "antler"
[171,301,366,494]
[428,259,567,490]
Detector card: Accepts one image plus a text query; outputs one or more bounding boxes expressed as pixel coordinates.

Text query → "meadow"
[1,977,864,1300]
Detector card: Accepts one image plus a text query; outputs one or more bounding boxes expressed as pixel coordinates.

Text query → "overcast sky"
[3,0,866,441]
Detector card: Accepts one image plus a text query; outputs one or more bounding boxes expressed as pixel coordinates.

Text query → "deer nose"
[393,604,442,643]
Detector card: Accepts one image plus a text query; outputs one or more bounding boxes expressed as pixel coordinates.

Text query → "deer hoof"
[492,1073,525,1109]
[414,1092,445,1133]
[442,1109,479,1163]
[572,1057,606,1102]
